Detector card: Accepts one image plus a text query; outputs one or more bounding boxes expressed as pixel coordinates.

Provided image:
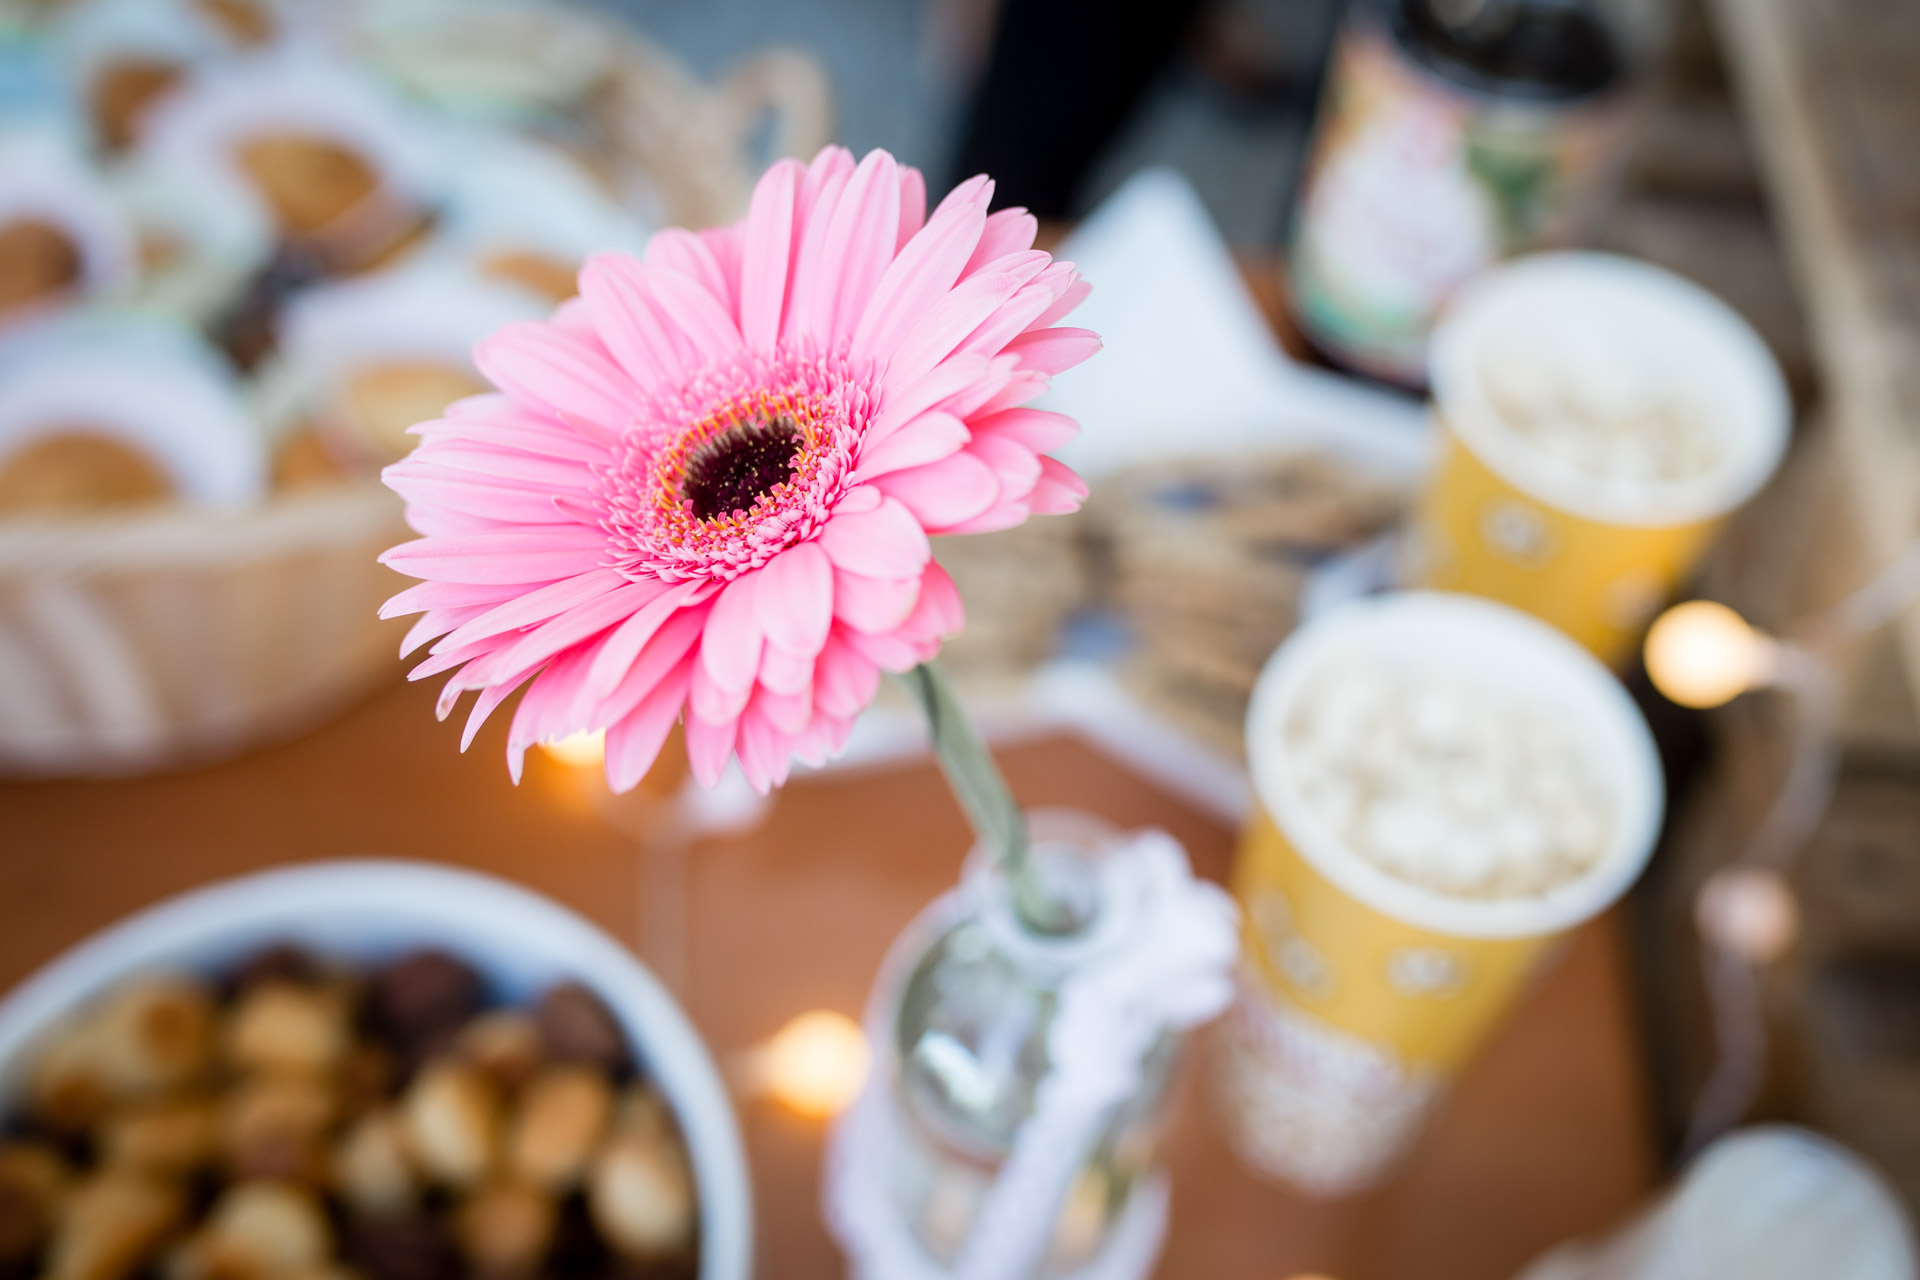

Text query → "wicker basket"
[0,6,834,775]
[0,481,407,774]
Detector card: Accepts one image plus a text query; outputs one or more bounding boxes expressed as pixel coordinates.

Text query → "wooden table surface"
[1,668,1659,1280]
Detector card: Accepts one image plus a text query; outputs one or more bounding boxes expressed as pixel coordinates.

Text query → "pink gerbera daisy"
[378,147,1096,794]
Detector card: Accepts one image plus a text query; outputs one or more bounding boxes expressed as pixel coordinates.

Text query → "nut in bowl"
[0,861,750,1280]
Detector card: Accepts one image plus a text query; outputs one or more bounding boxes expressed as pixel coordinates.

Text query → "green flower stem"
[900,661,1070,934]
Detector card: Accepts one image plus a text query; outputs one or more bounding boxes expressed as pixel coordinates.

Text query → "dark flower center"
[680,416,802,520]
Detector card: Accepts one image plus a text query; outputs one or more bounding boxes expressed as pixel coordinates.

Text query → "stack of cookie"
[1086,452,1404,758]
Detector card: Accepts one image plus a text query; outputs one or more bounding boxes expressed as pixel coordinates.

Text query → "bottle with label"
[1285,0,1663,387]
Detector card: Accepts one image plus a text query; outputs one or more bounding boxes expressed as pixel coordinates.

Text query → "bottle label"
[1287,19,1632,384]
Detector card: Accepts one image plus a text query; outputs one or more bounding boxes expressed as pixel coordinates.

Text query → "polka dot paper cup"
[1214,592,1662,1194]
[1409,252,1789,665]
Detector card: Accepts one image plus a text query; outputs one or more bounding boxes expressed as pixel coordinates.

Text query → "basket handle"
[713,48,837,177]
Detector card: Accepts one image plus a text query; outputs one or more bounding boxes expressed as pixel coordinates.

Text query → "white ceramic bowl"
[0,859,752,1280]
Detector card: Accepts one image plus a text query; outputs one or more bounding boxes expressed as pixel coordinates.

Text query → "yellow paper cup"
[1214,592,1663,1194]
[1411,253,1789,665]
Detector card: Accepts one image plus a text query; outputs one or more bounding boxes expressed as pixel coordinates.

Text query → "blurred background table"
[2,667,1657,1280]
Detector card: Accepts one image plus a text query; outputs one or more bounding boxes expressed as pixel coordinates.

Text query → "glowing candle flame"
[1697,867,1799,964]
[540,728,606,768]
[1645,601,1775,709]
[746,1010,869,1119]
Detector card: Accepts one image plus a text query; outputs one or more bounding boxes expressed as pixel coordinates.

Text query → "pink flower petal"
[965,432,1042,502]
[415,400,609,463]
[598,606,708,725]
[936,500,1032,535]
[841,622,935,672]
[646,227,733,313]
[1029,455,1088,514]
[850,195,987,366]
[896,166,927,250]
[407,420,606,464]
[851,410,969,481]
[578,253,691,392]
[506,645,598,776]
[1030,275,1091,331]
[689,654,753,726]
[648,266,745,363]
[384,473,575,526]
[460,666,538,752]
[969,407,1079,455]
[865,353,991,449]
[755,542,833,657]
[735,698,799,793]
[699,224,743,312]
[953,269,1056,362]
[782,158,855,348]
[873,451,999,530]
[758,641,815,695]
[805,145,856,194]
[399,446,593,492]
[553,410,621,449]
[832,569,920,634]
[683,708,739,788]
[381,528,608,585]
[739,158,801,352]
[796,710,856,767]
[789,712,838,768]
[733,714,774,793]
[971,248,1051,287]
[932,173,992,221]
[887,271,1030,384]
[587,578,717,698]
[700,571,766,693]
[435,673,468,722]
[817,495,931,579]
[405,604,491,660]
[962,207,1040,277]
[901,561,964,640]
[835,483,884,515]
[402,506,499,538]
[937,354,1017,420]
[755,681,812,736]
[438,568,632,654]
[974,368,1052,416]
[605,658,693,793]
[475,321,636,435]
[408,636,500,684]
[815,149,901,341]
[1004,326,1101,375]
[464,581,662,687]
[380,579,523,621]
[814,631,881,720]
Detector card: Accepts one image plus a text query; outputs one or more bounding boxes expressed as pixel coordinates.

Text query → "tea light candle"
[1645,601,1778,709]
